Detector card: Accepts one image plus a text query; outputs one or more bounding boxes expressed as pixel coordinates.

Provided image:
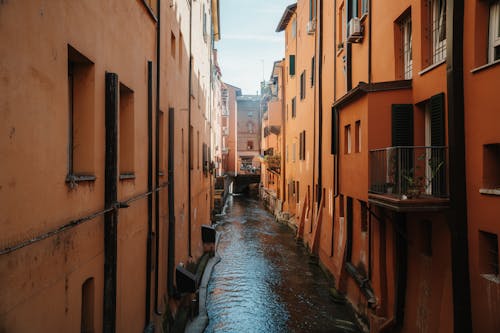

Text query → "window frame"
[489,1,500,63]
[430,0,447,64]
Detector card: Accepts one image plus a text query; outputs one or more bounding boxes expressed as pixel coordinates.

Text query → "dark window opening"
[479,231,499,276]
[81,277,95,333]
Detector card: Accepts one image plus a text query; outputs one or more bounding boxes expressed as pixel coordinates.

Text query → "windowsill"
[119,173,136,181]
[418,59,446,76]
[66,174,96,184]
[479,188,500,196]
[471,59,500,74]
[481,274,500,284]
[158,171,165,177]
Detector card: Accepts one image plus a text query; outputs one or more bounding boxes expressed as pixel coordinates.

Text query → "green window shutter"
[289,55,295,76]
[429,93,445,146]
[391,104,414,146]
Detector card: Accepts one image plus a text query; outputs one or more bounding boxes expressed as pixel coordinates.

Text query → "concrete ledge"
[184,231,222,333]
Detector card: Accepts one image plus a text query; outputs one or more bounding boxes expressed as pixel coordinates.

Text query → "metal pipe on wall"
[154,0,163,317]
[103,72,119,333]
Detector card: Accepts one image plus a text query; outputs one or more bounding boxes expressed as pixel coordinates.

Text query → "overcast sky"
[215,0,293,95]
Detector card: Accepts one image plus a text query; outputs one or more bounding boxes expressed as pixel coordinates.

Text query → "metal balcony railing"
[369,146,448,199]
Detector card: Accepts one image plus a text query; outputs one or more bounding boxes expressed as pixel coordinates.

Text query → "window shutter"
[429,93,445,146]
[391,104,414,146]
[331,107,338,154]
[302,131,306,160]
[289,55,296,76]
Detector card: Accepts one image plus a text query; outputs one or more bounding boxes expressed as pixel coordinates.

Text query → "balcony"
[369,146,449,212]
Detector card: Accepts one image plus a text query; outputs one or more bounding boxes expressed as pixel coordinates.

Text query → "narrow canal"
[204,195,360,333]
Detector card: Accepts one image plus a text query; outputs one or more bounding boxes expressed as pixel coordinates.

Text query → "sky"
[215,0,293,95]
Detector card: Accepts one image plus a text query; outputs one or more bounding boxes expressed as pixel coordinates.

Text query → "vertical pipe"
[154,0,162,316]
[317,0,323,205]
[446,0,472,331]
[188,0,193,258]
[167,107,176,294]
[104,72,119,333]
[346,0,352,91]
[144,61,154,331]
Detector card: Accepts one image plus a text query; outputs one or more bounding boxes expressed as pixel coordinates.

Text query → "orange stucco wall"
[0,0,220,331]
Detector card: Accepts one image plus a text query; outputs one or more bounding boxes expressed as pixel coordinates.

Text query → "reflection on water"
[205,196,358,333]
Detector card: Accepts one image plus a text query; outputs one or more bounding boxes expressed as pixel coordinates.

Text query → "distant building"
[221,83,241,176]
[236,95,262,173]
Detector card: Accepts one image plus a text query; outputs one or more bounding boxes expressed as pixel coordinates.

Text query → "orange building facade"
[0,0,222,332]
[268,0,500,332]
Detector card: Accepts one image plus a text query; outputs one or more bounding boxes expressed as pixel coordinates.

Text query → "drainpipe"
[446,0,472,331]
[346,0,352,91]
[103,72,119,333]
[144,61,154,331]
[187,0,193,257]
[154,0,162,316]
[368,0,372,83]
[317,0,323,205]
[167,107,176,295]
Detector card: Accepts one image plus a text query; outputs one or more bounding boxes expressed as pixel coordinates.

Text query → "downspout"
[144,61,154,331]
[368,0,372,83]
[154,0,162,316]
[167,107,175,295]
[103,72,119,333]
[311,5,317,235]
[317,0,323,205]
[280,63,286,204]
[188,0,193,257]
[446,0,472,331]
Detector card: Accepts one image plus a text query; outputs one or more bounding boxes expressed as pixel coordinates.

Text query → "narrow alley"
[205,195,359,333]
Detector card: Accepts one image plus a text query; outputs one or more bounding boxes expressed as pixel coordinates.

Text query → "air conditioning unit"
[306,20,316,35]
[347,17,363,43]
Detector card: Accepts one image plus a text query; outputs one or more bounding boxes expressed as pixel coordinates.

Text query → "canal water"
[204,195,360,333]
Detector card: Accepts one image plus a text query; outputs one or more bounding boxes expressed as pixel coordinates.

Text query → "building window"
[482,143,500,191]
[345,125,352,154]
[189,126,193,169]
[398,12,412,79]
[361,0,369,16]
[289,54,296,76]
[339,3,345,47]
[309,0,316,20]
[247,140,254,150]
[81,278,95,333]
[355,120,361,153]
[292,18,297,39]
[171,31,176,58]
[292,142,296,162]
[203,4,208,43]
[360,201,368,232]
[197,130,200,169]
[300,71,306,99]
[247,122,255,133]
[479,230,499,277]
[291,97,296,118]
[430,0,446,64]
[311,56,315,86]
[179,32,183,67]
[119,83,135,177]
[489,1,500,62]
[67,45,95,179]
[299,131,306,160]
